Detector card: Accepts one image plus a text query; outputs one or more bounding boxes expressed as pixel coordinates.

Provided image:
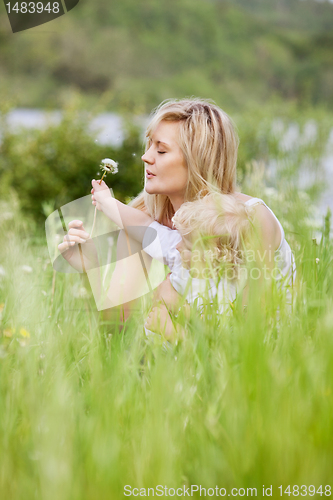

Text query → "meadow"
[0,104,333,498]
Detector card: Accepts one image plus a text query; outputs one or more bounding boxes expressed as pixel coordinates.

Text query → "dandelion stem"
[90,207,97,240]
[99,172,106,185]
[91,159,117,239]
[90,174,106,239]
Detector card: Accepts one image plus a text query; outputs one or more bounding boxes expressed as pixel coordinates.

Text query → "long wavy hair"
[130,98,239,224]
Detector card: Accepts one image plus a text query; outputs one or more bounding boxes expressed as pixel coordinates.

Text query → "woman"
[58,98,293,322]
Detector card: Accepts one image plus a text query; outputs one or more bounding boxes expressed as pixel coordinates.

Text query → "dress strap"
[244,197,265,207]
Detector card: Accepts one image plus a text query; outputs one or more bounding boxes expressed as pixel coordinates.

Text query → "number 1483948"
[5,2,60,14]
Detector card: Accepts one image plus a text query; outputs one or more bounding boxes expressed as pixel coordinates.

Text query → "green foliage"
[0,102,144,225]
[0,0,333,112]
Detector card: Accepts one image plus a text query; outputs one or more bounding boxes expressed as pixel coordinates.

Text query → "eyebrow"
[147,135,171,148]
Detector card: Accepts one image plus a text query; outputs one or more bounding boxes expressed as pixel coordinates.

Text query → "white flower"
[72,284,89,298]
[21,265,33,274]
[100,158,118,174]
[316,258,320,264]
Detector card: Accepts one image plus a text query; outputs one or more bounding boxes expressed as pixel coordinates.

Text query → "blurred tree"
[0,0,332,111]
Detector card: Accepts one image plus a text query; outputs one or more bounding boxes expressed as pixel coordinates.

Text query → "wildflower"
[3,327,15,338]
[72,284,89,298]
[20,327,30,338]
[316,258,320,264]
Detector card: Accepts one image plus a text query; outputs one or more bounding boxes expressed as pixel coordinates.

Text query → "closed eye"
[157,151,166,154]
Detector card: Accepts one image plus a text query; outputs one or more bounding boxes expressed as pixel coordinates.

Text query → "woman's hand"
[91,179,112,213]
[145,304,178,340]
[57,220,98,272]
[152,273,182,313]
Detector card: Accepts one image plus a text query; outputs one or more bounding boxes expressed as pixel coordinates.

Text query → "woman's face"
[142,120,188,204]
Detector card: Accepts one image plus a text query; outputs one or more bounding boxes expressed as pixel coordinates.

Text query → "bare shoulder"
[233,192,253,203]
[234,192,281,250]
[252,203,282,251]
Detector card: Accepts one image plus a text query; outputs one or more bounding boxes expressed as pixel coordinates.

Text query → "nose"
[141,147,154,164]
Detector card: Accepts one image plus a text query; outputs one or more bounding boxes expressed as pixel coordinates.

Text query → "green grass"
[0,191,332,499]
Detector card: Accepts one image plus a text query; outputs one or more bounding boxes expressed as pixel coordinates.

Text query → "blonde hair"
[130,98,239,223]
[172,193,254,269]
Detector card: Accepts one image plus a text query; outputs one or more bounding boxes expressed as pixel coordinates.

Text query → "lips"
[146,169,156,178]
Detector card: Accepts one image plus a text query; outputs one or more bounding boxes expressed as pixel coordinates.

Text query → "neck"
[169,195,185,214]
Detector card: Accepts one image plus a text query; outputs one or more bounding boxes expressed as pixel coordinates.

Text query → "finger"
[59,239,76,249]
[58,241,75,252]
[68,220,83,228]
[64,234,88,244]
[68,228,90,238]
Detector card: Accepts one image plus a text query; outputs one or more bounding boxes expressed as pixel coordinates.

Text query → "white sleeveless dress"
[169,197,296,313]
[143,196,296,334]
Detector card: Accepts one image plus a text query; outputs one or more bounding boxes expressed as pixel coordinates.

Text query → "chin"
[145,184,161,195]
[144,185,154,194]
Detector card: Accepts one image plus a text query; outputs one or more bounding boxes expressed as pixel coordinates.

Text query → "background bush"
[0,101,145,226]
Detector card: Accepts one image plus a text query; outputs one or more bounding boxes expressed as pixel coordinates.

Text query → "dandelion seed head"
[100,158,118,175]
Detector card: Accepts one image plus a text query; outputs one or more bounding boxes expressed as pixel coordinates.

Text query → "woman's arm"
[151,273,183,313]
[91,180,153,239]
[145,304,188,341]
[102,229,154,317]
[145,276,190,341]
